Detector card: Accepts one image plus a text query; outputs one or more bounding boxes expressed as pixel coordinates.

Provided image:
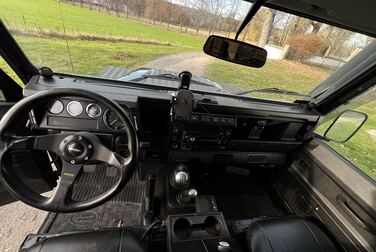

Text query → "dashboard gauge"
[66,101,83,117]
[47,100,64,114]
[86,103,102,118]
[103,109,126,132]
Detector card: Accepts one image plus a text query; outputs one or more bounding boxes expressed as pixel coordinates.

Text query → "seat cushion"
[23,228,145,252]
[247,216,338,252]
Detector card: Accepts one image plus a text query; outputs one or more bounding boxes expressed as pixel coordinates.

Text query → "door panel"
[289,138,376,251]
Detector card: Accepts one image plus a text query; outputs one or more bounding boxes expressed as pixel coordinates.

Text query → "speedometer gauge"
[86,103,102,118]
[103,109,126,132]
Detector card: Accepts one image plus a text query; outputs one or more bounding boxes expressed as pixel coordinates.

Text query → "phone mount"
[178,71,192,90]
[171,71,194,121]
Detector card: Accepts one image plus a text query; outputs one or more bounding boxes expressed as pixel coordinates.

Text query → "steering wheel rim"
[0,88,138,212]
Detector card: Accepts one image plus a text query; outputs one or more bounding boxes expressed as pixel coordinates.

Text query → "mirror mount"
[235,0,266,40]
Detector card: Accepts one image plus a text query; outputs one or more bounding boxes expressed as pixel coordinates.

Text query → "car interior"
[0,0,376,252]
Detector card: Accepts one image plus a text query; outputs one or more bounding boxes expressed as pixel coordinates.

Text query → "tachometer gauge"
[66,101,83,117]
[47,100,64,114]
[103,109,126,132]
[86,103,102,118]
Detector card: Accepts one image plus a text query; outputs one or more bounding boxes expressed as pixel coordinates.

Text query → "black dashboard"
[25,74,321,168]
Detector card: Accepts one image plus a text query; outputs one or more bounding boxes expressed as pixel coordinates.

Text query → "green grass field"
[0,0,203,76]
[206,60,331,95]
[0,0,204,48]
[14,35,193,76]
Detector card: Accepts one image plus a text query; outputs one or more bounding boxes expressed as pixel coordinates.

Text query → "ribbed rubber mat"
[44,165,148,233]
[47,202,143,233]
[71,164,147,203]
[272,167,316,216]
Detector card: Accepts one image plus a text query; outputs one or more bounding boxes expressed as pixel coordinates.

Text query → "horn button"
[67,142,84,156]
[59,135,94,164]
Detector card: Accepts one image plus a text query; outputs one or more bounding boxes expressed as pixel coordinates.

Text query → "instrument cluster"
[44,98,128,133]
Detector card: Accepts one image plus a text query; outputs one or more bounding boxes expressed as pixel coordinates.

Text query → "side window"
[316,87,376,180]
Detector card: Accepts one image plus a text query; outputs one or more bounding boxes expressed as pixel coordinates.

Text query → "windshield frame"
[1,12,373,114]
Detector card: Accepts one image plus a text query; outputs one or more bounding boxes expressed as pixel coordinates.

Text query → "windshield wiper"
[235,87,311,98]
[128,73,179,82]
[127,73,212,87]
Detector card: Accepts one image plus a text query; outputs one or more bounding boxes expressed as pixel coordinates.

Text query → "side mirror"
[324,110,367,143]
[203,35,267,68]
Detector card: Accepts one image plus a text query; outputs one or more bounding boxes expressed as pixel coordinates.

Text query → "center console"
[167,212,242,252]
[165,163,243,252]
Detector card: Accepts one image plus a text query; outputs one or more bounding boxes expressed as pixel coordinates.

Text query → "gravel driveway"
[0,200,48,252]
[145,52,215,76]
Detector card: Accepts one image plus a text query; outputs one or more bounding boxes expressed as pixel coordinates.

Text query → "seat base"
[21,228,145,252]
[247,216,338,252]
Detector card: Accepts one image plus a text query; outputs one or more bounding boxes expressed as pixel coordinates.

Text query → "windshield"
[1,0,374,102]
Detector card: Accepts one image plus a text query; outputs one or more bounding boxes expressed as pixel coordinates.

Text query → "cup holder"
[204,216,221,237]
[173,216,222,240]
[173,218,192,239]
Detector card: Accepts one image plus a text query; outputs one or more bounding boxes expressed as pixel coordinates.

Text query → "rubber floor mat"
[47,202,143,233]
[71,164,147,202]
[44,164,147,233]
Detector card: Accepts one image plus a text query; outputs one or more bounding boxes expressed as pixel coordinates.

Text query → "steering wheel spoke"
[90,140,130,169]
[7,133,69,154]
[48,161,83,208]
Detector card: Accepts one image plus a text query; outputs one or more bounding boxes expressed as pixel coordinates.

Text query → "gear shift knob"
[178,188,198,204]
[170,164,190,189]
[187,189,198,198]
[175,171,189,185]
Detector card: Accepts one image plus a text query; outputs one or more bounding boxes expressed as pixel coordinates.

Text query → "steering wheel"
[0,89,138,212]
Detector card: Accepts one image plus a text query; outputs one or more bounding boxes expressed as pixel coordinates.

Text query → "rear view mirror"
[203,35,267,68]
[324,110,367,143]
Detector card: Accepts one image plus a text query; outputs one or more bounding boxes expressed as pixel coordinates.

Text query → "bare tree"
[188,0,208,36]
[180,0,188,32]
[206,0,226,35]
[166,0,173,30]
[258,9,276,47]
[224,0,240,38]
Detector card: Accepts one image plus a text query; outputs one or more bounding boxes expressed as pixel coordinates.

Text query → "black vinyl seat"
[247,216,338,252]
[22,228,146,252]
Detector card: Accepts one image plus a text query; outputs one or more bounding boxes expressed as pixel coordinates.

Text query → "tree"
[166,0,172,30]
[179,0,188,32]
[224,0,240,37]
[287,34,327,61]
[188,0,207,36]
[206,0,226,35]
[258,9,276,47]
